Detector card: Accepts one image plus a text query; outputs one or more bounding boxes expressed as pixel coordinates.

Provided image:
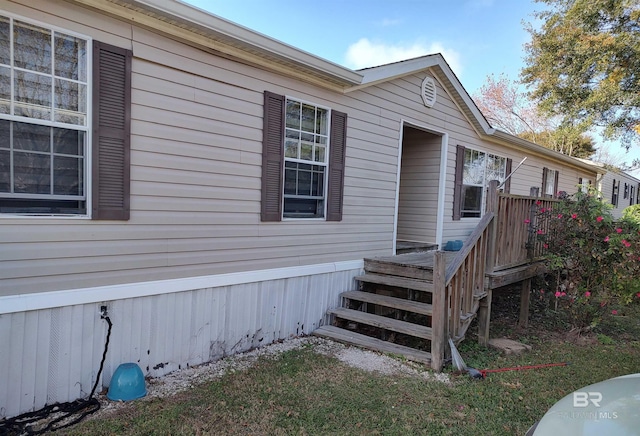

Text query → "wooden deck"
[364,251,458,280]
[315,185,551,371]
[395,240,438,254]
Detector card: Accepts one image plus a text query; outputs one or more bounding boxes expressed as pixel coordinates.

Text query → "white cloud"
[344,38,463,75]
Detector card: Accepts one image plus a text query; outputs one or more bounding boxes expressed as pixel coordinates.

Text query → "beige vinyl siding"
[0,0,600,296]
[0,0,401,296]
[599,171,640,218]
[396,128,441,243]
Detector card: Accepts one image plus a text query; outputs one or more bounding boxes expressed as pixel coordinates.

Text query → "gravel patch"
[93,336,449,417]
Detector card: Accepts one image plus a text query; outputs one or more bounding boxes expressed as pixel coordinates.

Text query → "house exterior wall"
[599,170,640,218]
[0,1,599,298]
[0,0,601,418]
[0,0,399,298]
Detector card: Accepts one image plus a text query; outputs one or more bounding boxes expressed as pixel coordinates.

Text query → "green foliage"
[519,127,596,158]
[522,0,640,146]
[532,188,640,327]
[597,333,615,345]
[622,204,640,224]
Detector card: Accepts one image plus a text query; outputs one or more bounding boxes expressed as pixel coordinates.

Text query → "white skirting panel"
[0,265,361,418]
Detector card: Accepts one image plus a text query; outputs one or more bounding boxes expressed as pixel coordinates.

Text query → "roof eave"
[345,54,494,135]
[489,130,601,173]
[69,0,363,89]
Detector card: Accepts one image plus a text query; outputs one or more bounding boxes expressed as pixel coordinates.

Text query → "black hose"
[0,316,113,435]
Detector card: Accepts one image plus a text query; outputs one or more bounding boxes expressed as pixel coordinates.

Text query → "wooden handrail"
[433,183,562,365]
[444,211,495,284]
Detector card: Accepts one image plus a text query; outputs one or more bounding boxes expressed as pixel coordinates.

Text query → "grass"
[57,295,640,436]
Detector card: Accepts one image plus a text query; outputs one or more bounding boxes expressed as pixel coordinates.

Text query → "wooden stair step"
[329,308,432,340]
[313,325,432,364]
[355,274,433,292]
[341,290,433,316]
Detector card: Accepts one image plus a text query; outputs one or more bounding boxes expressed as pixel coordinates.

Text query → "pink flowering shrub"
[531,189,640,328]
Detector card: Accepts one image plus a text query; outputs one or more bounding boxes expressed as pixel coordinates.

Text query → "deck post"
[527,187,540,259]
[519,278,532,328]
[485,180,499,273]
[477,289,492,346]
[478,180,499,346]
[431,251,447,371]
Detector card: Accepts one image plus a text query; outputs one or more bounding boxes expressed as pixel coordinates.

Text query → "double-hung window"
[0,15,89,214]
[459,148,507,218]
[541,167,559,198]
[283,98,328,218]
[261,91,346,222]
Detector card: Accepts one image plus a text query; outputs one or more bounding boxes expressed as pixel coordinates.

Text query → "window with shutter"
[611,179,620,206]
[262,92,346,221]
[454,145,509,219]
[0,13,131,219]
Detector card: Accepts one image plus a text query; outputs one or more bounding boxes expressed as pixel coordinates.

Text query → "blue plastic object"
[107,363,147,401]
[444,240,463,251]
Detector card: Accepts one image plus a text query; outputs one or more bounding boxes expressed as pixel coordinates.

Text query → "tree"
[473,73,596,158]
[522,0,640,147]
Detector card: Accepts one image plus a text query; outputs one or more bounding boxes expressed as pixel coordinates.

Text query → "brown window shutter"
[553,170,559,198]
[503,158,512,194]
[541,167,548,197]
[92,41,132,220]
[452,145,465,220]
[261,91,285,221]
[327,110,347,221]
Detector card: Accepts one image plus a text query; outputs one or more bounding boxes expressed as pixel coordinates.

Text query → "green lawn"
[57,295,640,436]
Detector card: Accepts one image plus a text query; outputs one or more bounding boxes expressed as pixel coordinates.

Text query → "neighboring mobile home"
[599,167,640,218]
[0,0,598,418]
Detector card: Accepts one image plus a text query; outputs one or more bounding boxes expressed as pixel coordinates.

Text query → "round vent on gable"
[421,76,437,108]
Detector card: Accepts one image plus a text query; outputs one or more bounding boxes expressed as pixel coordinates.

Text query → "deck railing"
[431,184,499,370]
[494,192,559,269]
[431,182,559,370]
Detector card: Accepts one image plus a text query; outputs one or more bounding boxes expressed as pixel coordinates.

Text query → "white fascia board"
[125,0,363,85]
[0,259,364,314]
[349,54,494,134]
[353,55,442,88]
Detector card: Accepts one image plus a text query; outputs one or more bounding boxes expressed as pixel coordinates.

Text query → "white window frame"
[544,169,557,197]
[461,148,507,218]
[282,96,330,220]
[0,12,92,218]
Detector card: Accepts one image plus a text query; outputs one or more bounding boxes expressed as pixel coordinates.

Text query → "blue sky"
[182,0,640,175]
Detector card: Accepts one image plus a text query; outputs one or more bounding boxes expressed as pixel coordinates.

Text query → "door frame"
[392,120,449,254]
